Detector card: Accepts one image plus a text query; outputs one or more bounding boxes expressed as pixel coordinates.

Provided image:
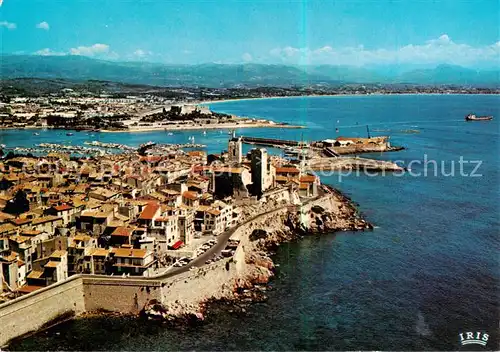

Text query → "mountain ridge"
[0,55,498,87]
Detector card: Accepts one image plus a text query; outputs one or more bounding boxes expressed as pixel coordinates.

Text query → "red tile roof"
[10,218,32,226]
[54,204,73,211]
[299,175,317,183]
[138,203,160,220]
[111,247,148,258]
[183,191,198,200]
[207,208,221,216]
[276,167,300,174]
[111,226,134,237]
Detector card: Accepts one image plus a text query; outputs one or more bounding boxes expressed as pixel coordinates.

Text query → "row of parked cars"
[221,239,240,257]
[195,239,217,257]
[172,256,192,267]
[205,253,224,265]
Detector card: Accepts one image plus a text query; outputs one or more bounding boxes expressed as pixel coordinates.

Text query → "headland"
[0,128,402,347]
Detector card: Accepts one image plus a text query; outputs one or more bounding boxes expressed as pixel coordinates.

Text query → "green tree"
[4,190,30,216]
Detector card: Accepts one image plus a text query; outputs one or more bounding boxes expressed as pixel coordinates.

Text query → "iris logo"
[459,332,489,347]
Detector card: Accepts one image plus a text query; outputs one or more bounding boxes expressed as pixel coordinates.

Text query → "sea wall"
[0,276,85,346]
[82,277,162,314]
[158,245,247,313]
[0,193,347,347]
[0,220,252,347]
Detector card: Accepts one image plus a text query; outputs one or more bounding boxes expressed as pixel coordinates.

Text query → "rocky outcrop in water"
[141,299,205,326]
[142,191,373,326]
[250,200,373,252]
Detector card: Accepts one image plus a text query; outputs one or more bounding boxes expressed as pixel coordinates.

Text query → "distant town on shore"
[0,77,498,132]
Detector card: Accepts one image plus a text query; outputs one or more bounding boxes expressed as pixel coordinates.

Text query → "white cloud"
[0,21,16,30]
[269,34,500,67]
[242,53,253,62]
[36,21,50,30]
[34,48,65,56]
[70,43,110,56]
[32,44,118,59]
[133,49,152,58]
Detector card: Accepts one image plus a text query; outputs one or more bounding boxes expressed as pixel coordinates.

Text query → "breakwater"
[241,136,305,148]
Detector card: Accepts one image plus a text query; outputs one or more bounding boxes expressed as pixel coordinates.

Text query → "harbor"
[240,134,403,155]
[0,94,498,351]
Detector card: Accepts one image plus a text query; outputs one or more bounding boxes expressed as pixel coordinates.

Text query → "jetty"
[84,141,136,151]
[241,136,306,148]
[240,135,403,155]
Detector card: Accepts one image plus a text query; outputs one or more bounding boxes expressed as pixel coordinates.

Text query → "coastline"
[3,94,498,351]
[198,92,500,106]
[0,123,303,134]
[100,122,303,133]
[6,188,371,349]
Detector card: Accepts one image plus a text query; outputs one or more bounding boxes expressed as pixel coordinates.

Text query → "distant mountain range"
[0,55,498,87]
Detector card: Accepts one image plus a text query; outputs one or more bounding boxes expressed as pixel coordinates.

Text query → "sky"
[1,0,499,68]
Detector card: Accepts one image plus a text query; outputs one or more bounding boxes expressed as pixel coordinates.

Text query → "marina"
[0,94,498,351]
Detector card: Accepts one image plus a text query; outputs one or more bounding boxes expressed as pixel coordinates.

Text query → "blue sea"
[4,95,499,351]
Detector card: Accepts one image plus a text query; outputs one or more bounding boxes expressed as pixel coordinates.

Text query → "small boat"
[33,132,40,136]
[203,131,207,135]
[66,132,74,136]
[167,132,173,136]
[465,114,493,121]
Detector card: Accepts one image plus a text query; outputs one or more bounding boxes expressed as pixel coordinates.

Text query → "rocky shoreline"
[141,189,372,327]
[5,189,372,347]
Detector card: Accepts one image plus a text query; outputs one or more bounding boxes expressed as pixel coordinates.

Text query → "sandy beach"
[196,92,499,107]
[100,121,303,133]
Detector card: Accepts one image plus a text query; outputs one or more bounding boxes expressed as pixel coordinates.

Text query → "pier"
[241,136,307,148]
[240,135,403,156]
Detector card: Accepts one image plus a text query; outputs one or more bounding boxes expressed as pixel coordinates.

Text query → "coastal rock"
[130,192,373,330]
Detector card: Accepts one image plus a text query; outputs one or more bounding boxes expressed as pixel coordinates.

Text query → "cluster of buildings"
[0,95,187,128]
[0,136,320,301]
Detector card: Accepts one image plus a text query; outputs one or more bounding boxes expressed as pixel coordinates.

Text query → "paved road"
[156,204,292,279]
[79,195,325,282]
[156,193,327,280]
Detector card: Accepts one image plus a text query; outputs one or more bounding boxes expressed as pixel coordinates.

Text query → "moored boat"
[465,114,493,121]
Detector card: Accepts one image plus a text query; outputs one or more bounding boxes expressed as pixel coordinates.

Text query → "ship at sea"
[465,113,493,121]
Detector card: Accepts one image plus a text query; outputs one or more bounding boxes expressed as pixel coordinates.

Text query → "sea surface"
[4,95,499,351]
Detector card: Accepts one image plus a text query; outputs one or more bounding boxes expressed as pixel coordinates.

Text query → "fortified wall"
[0,195,337,347]
[0,277,86,347]
[0,230,250,347]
